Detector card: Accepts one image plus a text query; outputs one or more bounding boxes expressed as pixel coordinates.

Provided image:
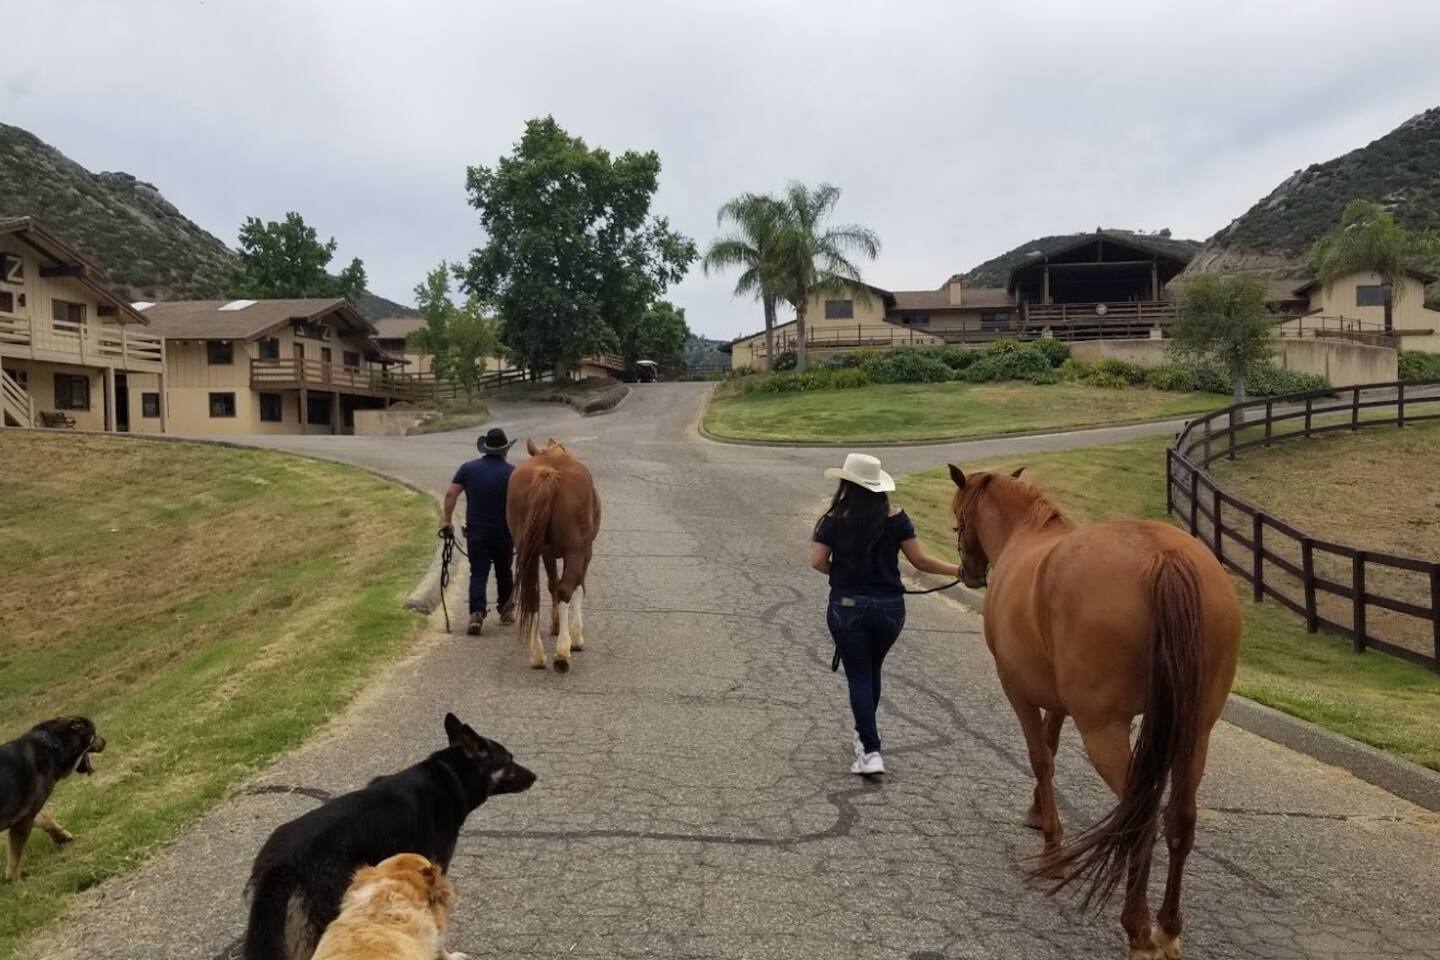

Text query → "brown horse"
[507,438,601,672]
[948,465,1240,960]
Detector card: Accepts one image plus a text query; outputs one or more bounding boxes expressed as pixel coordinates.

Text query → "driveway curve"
[28,383,1440,960]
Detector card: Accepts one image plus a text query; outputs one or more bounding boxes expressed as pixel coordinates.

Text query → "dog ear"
[424,862,454,908]
[352,864,381,887]
[526,437,541,456]
[444,712,464,744]
[948,464,966,488]
[1011,466,1026,479]
[444,714,489,758]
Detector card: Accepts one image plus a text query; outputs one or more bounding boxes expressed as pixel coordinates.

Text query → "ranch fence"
[1165,379,1440,670]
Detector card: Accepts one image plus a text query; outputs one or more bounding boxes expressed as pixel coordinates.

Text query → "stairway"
[1,365,34,428]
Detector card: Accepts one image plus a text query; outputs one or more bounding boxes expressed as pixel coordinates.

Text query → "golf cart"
[635,359,660,383]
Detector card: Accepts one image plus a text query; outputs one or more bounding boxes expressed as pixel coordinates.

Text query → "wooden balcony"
[1021,300,1175,337]
[252,359,539,402]
[0,315,165,373]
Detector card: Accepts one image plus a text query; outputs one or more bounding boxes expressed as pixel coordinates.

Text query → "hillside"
[962,229,1201,287]
[1189,107,1440,280]
[685,333,729,370]
[0,123,415,319]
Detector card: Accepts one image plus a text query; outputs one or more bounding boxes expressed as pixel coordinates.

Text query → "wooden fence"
[1166,380,1440,670]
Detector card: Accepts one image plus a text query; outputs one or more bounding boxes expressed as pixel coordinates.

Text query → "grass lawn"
[895,434,1440,772]
[0,432,435,959]
[408,396,491,435]
[704,381,1220,443]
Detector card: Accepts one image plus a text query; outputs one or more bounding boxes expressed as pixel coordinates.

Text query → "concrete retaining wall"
[354,409,426,436]
[1070,338,1397,387]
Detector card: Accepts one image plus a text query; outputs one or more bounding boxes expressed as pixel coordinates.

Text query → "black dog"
[1,716,106,882]
[243,713,536,960]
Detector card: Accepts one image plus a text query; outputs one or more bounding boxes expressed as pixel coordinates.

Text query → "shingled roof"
[136,298,374,341]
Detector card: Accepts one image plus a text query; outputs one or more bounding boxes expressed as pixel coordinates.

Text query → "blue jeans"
[827,594,906,754]
[467,531,514,617]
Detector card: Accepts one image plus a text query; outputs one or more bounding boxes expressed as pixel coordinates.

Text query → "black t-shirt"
[813,509,917,598]
[452,455,514,536]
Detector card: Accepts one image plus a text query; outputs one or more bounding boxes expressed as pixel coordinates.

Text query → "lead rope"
[437,529,469,634]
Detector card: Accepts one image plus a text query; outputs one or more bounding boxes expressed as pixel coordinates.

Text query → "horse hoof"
[1023,808,1044,831]
[572,638,585,651]
[1150,925,1181,960]
[531,659,548,670]
[553,658,570,674]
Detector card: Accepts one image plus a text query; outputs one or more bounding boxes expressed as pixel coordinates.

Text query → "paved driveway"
[29,384,1440,960]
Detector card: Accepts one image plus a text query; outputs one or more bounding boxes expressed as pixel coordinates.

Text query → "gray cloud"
[5,0,1439,340]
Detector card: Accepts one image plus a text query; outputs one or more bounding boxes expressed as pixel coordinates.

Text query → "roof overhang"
[0,216,150,324]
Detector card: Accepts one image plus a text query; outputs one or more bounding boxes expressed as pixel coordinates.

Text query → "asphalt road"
[27,384,1440,960]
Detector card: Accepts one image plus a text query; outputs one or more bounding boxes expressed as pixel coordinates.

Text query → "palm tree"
[771,182,880,371]
[703,193,786,368]
[1311,200,1440,333]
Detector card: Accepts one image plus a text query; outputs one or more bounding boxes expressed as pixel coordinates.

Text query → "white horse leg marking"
[528,611,547,669]
[554,600,572,669]
[570,585,585,650]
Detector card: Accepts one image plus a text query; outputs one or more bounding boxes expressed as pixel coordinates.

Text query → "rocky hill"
[1188,107,1440,281]
[0,123,414,319]
[962,229,1201,287]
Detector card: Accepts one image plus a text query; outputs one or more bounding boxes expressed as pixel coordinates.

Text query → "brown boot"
[498,602,516,625]
[466,613,485,636]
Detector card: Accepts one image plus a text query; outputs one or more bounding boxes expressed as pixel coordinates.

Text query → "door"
[115,374,130,433]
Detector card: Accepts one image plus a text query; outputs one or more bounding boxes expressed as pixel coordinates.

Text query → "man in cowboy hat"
[441,427,518,635]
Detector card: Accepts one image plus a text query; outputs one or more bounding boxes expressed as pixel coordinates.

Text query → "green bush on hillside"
[754,368,870,393]
[1247,366,1329,396]
[859,348,953,384]
[1082,358,1149,387]
[772,350,797,371]
[1031,338,1072,368]
[1399,350,1440,382]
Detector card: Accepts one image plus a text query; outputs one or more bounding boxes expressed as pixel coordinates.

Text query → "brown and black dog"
[0,716,106,881]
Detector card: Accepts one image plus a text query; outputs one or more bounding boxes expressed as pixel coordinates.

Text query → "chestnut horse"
[948,465,1239,960]
[507,438,601,672]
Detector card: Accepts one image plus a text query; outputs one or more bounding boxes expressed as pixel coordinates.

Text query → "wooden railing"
[0,314,30,347]
[1023,300,1176,335]
[252,359,542,401]
[1275,314,1436,350]
[1,366,33,428]
[5,317,165,372]
[1166,380,1440,669]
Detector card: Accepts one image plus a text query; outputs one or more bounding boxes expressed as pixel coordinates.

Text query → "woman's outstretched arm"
[899,538,960,578]
[810,542,832,575]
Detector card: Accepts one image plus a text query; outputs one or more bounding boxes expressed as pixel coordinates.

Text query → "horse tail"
[514,467,559,640]
[1047,549,1205,910]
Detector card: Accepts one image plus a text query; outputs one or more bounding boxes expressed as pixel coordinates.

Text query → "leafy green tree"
[1310,199,1440,332]
[1171,273,1273,403]
[703,193,786,367]
[770,182,880,370]
[619,299,690,376]
[231,211,367,303]
[461,117,695,378]
[408,262,500,398]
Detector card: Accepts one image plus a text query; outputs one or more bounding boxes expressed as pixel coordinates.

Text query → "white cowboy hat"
[824,453,895,493]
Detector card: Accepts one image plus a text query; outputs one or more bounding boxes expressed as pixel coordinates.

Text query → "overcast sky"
[6,0,1440,340]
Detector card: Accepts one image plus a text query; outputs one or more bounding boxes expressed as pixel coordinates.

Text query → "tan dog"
[310,853,465,960]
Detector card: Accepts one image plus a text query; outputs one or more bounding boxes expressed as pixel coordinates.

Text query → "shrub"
[1086,370,1132,390]
[1023,368,1061,385]
[1247,366,1328,396]
[1058,357,1088,381]
[961,341,1053,382]
[859,348,952,384]
[933,346,981,371]
[772,350,797,371]
[753,367,870,393]
[821,352,863,370]
[1083,358,1148,386]
[1031,338,1071,368]
[1399,350,1440,382]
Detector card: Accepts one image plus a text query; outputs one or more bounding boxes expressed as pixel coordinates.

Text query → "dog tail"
[514,466,559,641]
[243,866,309,960]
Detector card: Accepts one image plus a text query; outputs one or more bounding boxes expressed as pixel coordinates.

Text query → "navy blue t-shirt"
[453,455,514,537]
[813,509,917,597]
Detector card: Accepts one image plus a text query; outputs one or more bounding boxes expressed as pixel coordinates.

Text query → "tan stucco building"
[1,217,167,432]
[134,299,408,435]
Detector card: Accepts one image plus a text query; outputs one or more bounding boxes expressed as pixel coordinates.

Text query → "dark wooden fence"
[1166,380,1440,670]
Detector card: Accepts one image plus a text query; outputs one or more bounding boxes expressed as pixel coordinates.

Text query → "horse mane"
[999,477,1070,531]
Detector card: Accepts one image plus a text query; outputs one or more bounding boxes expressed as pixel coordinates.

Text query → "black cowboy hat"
[478,427,517,454]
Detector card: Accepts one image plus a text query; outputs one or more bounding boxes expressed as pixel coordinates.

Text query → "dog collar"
[34,730,64,755]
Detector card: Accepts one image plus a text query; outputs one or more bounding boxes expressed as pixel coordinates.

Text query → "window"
[53,373,90,410]
[51,299,86,325]
[141,393,160,418]
[1,253,21,283]
[980,311,1011,331]
[1356,285,1386,307]
[343,350,361,368]
[207,341,234,365]
[824,299,854,319]
[259,393,283,422]
[258,337,280,360]
[0,290,12,315]
[209,392,237,418]
[900,313,930,326]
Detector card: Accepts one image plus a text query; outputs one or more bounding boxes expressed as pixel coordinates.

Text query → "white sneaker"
[852,731,864,758]
[850,751,885,776]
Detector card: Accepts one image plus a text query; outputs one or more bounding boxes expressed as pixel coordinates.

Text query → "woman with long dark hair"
[811,453,960,776]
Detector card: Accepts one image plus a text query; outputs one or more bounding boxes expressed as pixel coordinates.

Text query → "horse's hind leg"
[1026,709,1066,831]
[1004,691,1063,870]
[1152,735,1210,960]
[570,546,592,651]
[1076,718,1161,960]
[551,549,588,673]
[545,554,560,637]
